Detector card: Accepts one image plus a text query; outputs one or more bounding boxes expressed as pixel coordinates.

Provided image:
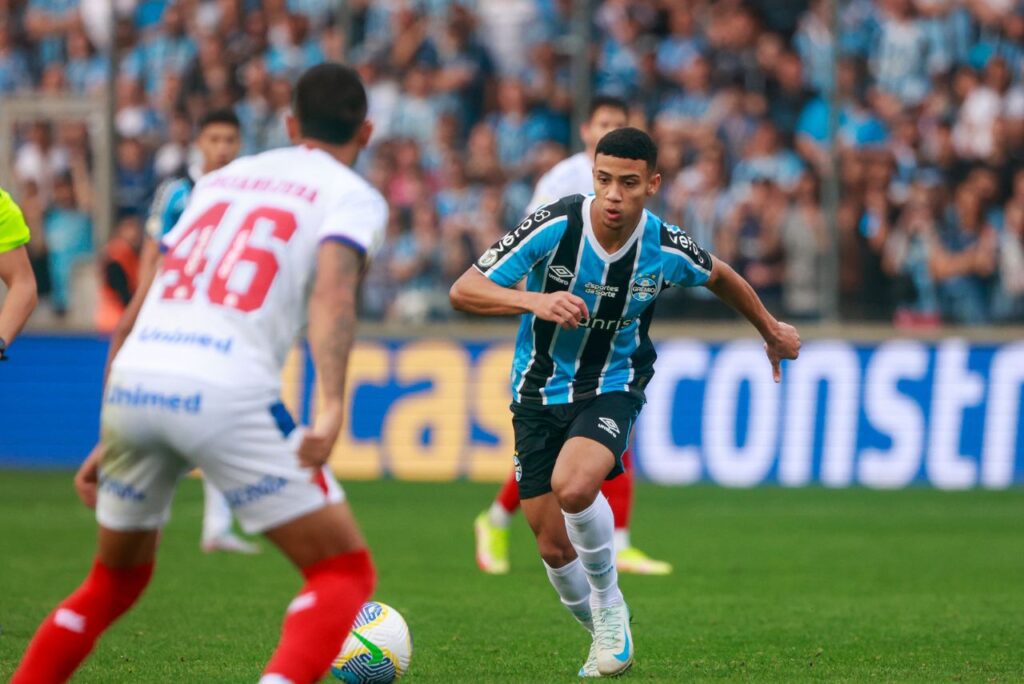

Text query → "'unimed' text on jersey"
[113,146,388,390]
[474,194,712,405]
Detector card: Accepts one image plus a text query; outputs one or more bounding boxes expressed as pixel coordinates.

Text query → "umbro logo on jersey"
[548,265,575,285]
[597,417,620,438]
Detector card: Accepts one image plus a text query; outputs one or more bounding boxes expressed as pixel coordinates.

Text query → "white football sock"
[613,528,630,553]
[563,493,623,609]
[488,501,512,528]
[543,558,593,632]
[202,479,233,542]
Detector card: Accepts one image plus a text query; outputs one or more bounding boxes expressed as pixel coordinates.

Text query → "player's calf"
[261,548,376,684]
[12,558,154,684]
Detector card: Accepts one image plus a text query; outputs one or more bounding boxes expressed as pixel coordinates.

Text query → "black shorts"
[511,392,643,499]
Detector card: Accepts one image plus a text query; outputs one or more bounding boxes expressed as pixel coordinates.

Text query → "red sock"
[495,470,521,514]
[263,549,376,684]
[602,448,634,531]
[12,559,154,684]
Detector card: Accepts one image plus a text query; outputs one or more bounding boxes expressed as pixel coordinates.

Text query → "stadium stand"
[2,0,1023,326]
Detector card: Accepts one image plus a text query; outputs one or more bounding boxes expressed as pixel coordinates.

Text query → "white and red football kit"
[99,145,387,534]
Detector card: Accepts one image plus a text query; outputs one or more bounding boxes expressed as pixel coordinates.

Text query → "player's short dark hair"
[198,108,240,131]
[588,94,629,120]
[595,127,658,171]
[293,63,368,145]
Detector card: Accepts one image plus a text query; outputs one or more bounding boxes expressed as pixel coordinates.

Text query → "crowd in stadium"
[3,0,1024,326]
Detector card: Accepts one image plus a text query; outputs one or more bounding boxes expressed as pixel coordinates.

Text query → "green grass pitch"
[1,472,1022,682]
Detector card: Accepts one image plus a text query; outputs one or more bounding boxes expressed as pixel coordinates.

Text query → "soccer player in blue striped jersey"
[450,127,801,677]
[77,110,257,555]
[474,95,676,578]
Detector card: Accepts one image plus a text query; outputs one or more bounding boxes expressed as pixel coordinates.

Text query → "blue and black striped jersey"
[145,172,195,241]
[474,194,713,405]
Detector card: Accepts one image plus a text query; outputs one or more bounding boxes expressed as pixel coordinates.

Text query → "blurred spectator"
[154,110,195,178]
[262,75,293,149]
[385,4,436,75]
[115,76,163,145]
[871,0,931,105]
[657,3,706,83]
[731,121,804,195]
[25,0,81,67]
[8,0,1024,327]
[994,171,1024,321]
[766,51,813,142]
[18,179,52,301]
[782,172,829,320]
[433,5,494,137]
[390,201,449,323]
[721,177,786,313]
[43,169,92,316]
[656,54,715,144]
[930,182,998,323]
[266,13,325,80]
[390,63,439,148]
[486,78,549,178]
[121,2,196,95]
[883,181,942,326]
[95,212,141,332]
[476,0,539,77]
[794,0,835,94]
[0,27,32,94]
[65,27,107,95]
[114,137,156,217]
[15,122,69,203]
[235,58,272,154]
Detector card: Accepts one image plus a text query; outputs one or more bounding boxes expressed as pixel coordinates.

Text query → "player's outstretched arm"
[0,246,38,353]
[302,241,364,467]
[450,267,589,329]
[703,255,800,381]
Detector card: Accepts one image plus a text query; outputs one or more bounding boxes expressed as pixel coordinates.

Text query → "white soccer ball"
[331,601,412,683]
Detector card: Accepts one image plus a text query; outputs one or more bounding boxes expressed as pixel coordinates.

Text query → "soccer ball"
[331,602,412,683]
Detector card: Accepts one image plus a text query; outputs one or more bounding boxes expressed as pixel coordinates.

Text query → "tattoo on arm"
[309,243,365,407]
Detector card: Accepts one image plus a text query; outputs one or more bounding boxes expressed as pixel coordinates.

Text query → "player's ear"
[285,113,300,143]
[647,171,662,196]
[356,119,373,148]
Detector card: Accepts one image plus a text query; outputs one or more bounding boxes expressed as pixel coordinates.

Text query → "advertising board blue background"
[2,335,1022,488]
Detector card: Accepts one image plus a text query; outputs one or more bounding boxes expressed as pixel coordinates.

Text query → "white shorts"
[96,371,344,534]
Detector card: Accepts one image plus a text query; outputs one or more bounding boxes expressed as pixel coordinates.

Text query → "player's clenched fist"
[297,428,337,468]
[531,291,589,330]
[764,321,801,382]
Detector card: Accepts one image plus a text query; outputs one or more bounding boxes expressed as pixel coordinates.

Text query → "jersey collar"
[581,195,646,263]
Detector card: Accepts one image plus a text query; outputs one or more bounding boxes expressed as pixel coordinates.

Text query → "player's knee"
[536,534,575,568]
[538,544,575,568]
[552,480,598,515]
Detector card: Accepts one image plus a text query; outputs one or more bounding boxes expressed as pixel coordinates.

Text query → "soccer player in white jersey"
[474,95,675,577]
[87,108,259,555]
[13,64,389,684]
